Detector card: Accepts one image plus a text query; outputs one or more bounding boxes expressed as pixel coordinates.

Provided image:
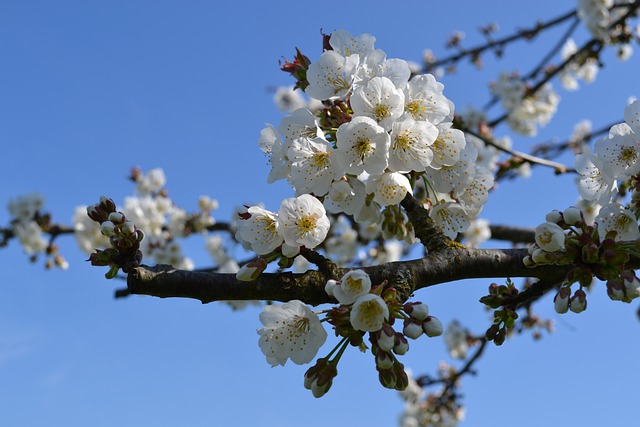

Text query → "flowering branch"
[425,10,578,72]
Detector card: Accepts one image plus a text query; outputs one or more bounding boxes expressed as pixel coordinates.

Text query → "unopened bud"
[403,319,423,339]
[554,287,571,314]
[403,302,429,321]
[422,316,443,337]
[569,289,587,313]
[236,258,267,282]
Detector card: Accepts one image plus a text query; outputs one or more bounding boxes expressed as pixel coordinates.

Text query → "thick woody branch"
[126,246,594,305]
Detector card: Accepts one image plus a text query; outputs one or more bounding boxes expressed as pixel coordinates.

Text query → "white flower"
[335,116,389,176]
[136,168,166,195]
[596,203,639,241]
[350,293,389,332]
[593,123,640,180]
[426,141,477,194]
[559,38,599,91]
[278,108,323,143]
[464,218,491,248]
[273,86,306,113]
[365,172,412,207]
[623,99,640,135]
[353,49,411,89]
[389,115,438,173]
[431,202,470,240]
[8,193,45,221]
[73,206,111,254]
[403,74,450,125]
[429,122,466,170]
[235,206,283,255]
[455,165,494,217]
[305,50,359,101]
[258,124,291,184]
[534,222,566,252]
[350,76,405,131]
[277,194,330,248]
[332,270,372,305]
[257,300,327,366]
[445,320,469,359]
[324,177,366,217]
[329,29,376,58]
[575,149,616,204]
[14,220,48,254]
[288,137,342,196]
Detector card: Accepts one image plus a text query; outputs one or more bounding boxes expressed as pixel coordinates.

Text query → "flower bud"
[236,258,267,282]
[422,316,443,337]
[375,351,394,370]
[623,274,640,302]
[393,334,409,355]
[569,289,587,313]
[378,368,397,389]
[563,207,582,225]
[108,212,125,225]
[100,221,116,237]
[324,279,337,297]
[403,319,423,339]
[554,287,571,314]
[545,209,563,224]
[376,325,396,352]
[606,280,625,301]
[403,302,429,321]
[121,221,136,235]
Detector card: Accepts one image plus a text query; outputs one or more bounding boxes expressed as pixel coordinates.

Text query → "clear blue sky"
[1,1,639,426]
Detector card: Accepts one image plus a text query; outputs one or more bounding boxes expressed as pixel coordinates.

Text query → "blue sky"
[1,1,639,426]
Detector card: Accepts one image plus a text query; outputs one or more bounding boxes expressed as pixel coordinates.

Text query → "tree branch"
[127,244,626,305]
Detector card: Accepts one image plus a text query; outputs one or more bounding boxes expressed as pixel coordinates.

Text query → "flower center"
[406,99,427,118]
[354,137,373,160]
[310,152,331,170]
[291,315,310,334]
[296,214,317,235]
[619,146,638,166]
[372,103,390,121]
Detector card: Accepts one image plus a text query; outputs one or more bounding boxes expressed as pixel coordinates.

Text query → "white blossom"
[277,194,330,248]
[332,269,372,305]
[235,206,283,255]
[288,137,342,196]
[335,116,390,176]
[351,76,405,131]
[388,115,438,173]
[365,172,412,207]
[535,222,566,252]
[305,50,359,101]
[403,73,450,125]
[596,202,639,241]
[257,300,327,366]
[350,293,389,332]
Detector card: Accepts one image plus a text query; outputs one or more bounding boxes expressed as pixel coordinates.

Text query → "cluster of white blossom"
[398,368,465,427]
[7,193,49,256]
[257,30,493,248]
[559,38,599,91]
[575,100,640,222]
[234,194,330,262]
[73,168,222,271]
[491,71,560,136]
[523,102,640,311]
